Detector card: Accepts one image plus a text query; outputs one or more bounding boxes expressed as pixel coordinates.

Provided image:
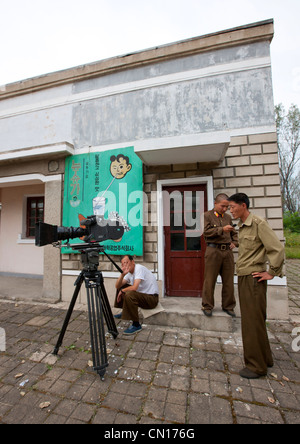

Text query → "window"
[26,196,44,238]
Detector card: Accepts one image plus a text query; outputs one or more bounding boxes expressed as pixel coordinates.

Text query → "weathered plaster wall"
[0,42,274,154]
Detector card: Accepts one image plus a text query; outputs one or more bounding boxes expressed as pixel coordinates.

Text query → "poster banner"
[62,146,143,255]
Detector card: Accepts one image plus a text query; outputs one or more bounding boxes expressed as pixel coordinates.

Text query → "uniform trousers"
[202,246,236,311]
[238,275,274,375]
[116,290,158,322]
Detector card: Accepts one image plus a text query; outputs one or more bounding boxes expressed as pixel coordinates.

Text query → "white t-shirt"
[124,264,159,295]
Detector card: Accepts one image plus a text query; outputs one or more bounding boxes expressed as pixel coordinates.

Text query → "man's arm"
[203,212,223,239]
[204,212,235,240]
[230,219,239,248]
[122,279,141,293]
[116,279,141,303]
[253,220,285,282]
[115,273,127,290]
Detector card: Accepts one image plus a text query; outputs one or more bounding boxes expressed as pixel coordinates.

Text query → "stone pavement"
[0,260,299,424]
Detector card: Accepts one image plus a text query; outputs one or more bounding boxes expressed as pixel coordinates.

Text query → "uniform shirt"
[124,264,159,295]
[203,209,238,246]
[236,213,284,277]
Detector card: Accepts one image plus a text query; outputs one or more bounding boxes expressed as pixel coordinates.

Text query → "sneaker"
[124,324,142,335]
[114,313,122,319]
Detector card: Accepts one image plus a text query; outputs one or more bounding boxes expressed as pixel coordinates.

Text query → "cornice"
[0,19,274,100]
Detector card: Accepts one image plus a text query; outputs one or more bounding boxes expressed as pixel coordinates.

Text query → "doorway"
[163,184,207,297]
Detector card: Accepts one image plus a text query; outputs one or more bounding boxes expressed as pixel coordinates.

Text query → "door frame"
[157,176,214,298]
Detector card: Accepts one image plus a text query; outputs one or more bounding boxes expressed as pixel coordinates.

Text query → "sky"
[1,0,300,110]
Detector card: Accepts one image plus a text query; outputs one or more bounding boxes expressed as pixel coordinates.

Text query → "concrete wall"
[0,20,286,316]
[0,158,65,300]
[72,44,274,149]
[0,84,73,153]
[0,42,274,154]
[0,184,44,275]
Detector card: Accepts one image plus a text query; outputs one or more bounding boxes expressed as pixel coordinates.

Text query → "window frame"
[26,196,45,238]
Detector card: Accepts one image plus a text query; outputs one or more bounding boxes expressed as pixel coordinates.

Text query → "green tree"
[275,103,300,212]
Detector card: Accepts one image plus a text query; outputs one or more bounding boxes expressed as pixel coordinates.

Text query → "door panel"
[163,184,207,297]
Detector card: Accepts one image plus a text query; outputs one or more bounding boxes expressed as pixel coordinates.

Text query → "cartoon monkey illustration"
[110,154,132,179]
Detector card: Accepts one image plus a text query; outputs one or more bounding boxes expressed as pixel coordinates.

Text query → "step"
[145,297,239,333]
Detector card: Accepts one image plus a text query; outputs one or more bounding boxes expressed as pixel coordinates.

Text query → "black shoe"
[239,367,266,379]
[222,309,236,318]
[202,308,212,317]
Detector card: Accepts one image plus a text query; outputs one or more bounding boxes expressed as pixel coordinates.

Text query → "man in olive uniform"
[202,194,238,317]
[228,193,285,379]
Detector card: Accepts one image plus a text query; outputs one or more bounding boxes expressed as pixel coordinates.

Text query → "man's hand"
[223,225,234,233]
[252,271,274,282]
[117,290,125,304]
[121,264,130,275]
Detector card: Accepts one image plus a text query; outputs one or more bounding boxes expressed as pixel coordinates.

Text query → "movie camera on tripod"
[35,213,129,379]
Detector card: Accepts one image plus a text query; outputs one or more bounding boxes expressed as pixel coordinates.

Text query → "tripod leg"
[53,272,84,355]
[86,278,108,378]
[99,279,119,339]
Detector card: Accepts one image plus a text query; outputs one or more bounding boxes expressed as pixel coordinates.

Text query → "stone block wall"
[61,131,285,300]
[213,132,283,240]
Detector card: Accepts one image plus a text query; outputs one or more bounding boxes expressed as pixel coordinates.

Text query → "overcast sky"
[1,0,300,110]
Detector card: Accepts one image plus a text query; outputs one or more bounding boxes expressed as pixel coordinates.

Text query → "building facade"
[0,20,288,319]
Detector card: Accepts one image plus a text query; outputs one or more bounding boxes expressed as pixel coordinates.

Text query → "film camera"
[34,213,129,379]
[35,214,127,247]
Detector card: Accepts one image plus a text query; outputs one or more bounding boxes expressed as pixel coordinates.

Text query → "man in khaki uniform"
[228,193,285,379]
[202,194,238,317]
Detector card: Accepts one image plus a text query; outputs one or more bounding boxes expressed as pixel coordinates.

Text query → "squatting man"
[114,255,159,335]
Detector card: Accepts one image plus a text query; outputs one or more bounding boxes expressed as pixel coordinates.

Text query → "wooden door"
[163,184,207,297]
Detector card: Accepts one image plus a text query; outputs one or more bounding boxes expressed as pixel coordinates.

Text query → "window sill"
[17,234,35,244]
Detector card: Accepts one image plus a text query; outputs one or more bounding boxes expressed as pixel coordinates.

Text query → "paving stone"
[25,316,52,327]
[0,259,299,424]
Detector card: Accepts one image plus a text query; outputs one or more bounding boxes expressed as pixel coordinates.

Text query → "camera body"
[35,215,125,247]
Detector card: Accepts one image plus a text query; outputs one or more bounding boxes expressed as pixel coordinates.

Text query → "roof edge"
[0,19,274,100]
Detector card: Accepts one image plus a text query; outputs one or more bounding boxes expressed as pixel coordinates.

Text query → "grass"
[284,230,300,259]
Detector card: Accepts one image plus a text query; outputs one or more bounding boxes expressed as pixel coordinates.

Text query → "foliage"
[285,229,300,246]
[284,212,300,258]
[283,212,300,259]
[283,211,300,233]
[275,103,300,212]
[284,230,300,259]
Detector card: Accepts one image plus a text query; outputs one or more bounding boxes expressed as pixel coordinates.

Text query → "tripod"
[53,242,122,379]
